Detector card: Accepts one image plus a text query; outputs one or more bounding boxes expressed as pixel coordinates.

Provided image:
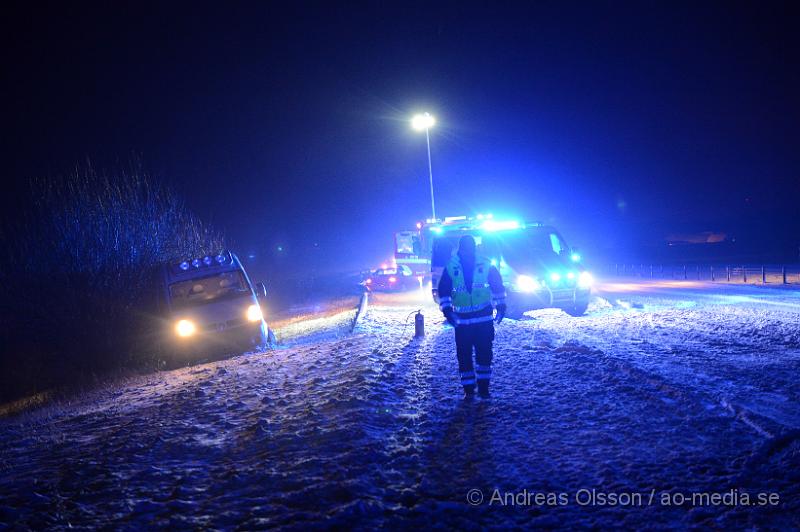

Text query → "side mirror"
[255,282,268,299]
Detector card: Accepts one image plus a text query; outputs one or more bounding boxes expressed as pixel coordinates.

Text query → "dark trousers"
[454,320,494,386]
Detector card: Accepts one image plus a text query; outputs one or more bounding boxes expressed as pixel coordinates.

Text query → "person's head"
[458,235,476,259]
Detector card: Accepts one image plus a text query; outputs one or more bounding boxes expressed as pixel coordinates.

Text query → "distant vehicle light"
[216,253,227,264]
[481,220,520,232]
[175,319,196,337]
[191,258,201,268]
[550,272,562,282]
[389,276,397,283]
[416,222,422,229]
[365,278,372,284]
[566,271,576,280]
[571,253,582,262]
[203,256,213,266]
[517,275,539,292]
[578,271,594,289]
[247,304,263,322]
[179,261,190,271]
[490,258,498,266]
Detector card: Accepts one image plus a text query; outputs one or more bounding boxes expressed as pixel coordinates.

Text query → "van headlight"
[247,304,263,322]
[578,271,594,289]
[175,319,196,337]
[517,275,540,292]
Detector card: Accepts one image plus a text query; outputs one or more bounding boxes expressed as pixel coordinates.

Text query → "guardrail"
[604,264,800,285]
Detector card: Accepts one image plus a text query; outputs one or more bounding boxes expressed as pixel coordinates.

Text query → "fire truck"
[393,214,593,316]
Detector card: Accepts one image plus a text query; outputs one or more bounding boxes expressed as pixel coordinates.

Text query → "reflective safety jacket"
[438,254,506,326]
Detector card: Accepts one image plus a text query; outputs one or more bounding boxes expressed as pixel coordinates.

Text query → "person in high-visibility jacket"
[438,235,506,399]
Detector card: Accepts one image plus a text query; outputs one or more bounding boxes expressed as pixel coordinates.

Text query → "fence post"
[743,266,747,283]
[762,266,766,284]
[726,266,730,282]
[783,266,787,284]
[711,265,715,282]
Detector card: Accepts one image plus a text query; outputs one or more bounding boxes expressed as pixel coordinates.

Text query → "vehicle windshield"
[482,227,568,267]
[169,271,249,309]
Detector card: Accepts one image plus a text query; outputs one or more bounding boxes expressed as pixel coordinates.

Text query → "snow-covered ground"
[1,279,798,529]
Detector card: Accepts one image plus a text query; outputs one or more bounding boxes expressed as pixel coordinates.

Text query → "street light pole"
[424,125,435,221]
[412,112,437,221]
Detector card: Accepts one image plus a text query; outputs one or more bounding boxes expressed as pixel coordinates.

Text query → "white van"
[161,251,270,362]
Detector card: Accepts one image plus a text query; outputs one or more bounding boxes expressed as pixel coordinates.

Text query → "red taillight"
[389,277,397,283]
[365,278,372,284]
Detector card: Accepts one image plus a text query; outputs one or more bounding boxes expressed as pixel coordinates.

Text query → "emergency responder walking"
[438,235,506,399]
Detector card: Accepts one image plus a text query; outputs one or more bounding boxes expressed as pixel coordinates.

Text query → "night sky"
[3,1,799,273]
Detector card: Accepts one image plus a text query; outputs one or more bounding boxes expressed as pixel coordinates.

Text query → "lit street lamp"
[412,112,437,221]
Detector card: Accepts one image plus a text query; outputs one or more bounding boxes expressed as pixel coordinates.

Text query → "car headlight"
[578,271,594,289]
[549,272,562,283]
[175,319,196,337]
[247,304,263,322]
[517,275,540,292]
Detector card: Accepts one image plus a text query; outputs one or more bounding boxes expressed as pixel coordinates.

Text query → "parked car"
[362,265,416,292]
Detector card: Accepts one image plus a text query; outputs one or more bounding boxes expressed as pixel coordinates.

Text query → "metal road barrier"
[605,263,800,285]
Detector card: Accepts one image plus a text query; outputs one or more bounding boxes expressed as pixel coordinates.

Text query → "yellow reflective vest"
[446,254,492,313]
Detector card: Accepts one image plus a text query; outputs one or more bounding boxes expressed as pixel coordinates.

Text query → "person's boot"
[477,380,490,399]
[463,384,475,400]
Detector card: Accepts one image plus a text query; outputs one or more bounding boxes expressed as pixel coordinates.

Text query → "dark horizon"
[3,1,799,274]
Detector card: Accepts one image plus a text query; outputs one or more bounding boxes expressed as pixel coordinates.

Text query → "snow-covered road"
[1,280,798,529]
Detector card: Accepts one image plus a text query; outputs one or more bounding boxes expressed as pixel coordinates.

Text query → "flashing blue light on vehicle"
[430,226,443,234]
[191,258,201,268]
[481,219,520,232]
[490,258,498,266]
[566,271,576,280]
[549,272,561,282]
[179,261,190,271]
[571,253,582,262]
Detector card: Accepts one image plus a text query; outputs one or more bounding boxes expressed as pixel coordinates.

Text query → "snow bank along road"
[1,279,798,529]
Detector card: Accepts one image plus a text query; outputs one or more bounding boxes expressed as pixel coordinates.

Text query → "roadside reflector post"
[696,265,700,280]
[782,266,787,284]
[711,265,715,282]
[762,266,766,284]
[726,266,731,282]
[743,266,747,283]
[683,265,687,280]
[414,311,425,338]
